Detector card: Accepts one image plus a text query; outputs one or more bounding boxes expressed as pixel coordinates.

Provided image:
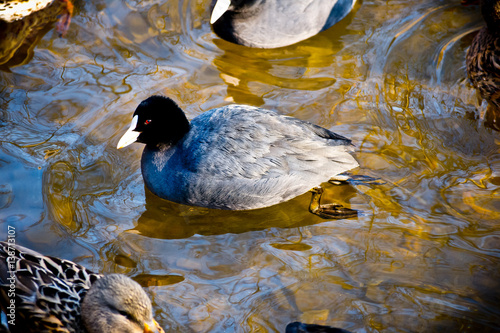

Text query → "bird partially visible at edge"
[0,242,164,333]
[466,0,500,131]
[210,0,357,48]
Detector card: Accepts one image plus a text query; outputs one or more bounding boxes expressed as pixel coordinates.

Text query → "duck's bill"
[117,115,140,149]
[210,0,231,24]
[144,319,164,333]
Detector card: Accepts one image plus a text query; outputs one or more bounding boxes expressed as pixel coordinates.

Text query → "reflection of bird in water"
[210,0,357,48]
[117,96,359,219]
[0,242,164,333]
[0,0,73,68]
[466,0,500,131]
[134,178,360,239]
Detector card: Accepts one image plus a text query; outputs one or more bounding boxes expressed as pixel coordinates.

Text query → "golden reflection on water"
[0,0,499,332]
[0,0,71,68]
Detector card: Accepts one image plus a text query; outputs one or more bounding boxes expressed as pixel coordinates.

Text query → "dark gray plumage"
[210,0,357,48]
[0,242,163,333]
[117,96,358,211]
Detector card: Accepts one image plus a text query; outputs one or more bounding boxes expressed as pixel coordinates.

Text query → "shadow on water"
[132,183,360,239]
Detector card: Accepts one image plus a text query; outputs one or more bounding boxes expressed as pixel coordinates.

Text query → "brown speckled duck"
[0,242,164,333]
[466,0,500,130]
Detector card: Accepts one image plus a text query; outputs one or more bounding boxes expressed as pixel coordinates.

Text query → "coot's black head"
[226,0,261,11]
[117,95,190,149]
[210,0,261,24]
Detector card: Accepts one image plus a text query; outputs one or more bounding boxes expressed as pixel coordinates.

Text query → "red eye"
[144,119,151,125]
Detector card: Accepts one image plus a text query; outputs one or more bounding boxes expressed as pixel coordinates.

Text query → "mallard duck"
[466,0,500,130]
[117,96,358,218]
[0,242,164,333]
[210,0,357,48]
[0,0,73,67]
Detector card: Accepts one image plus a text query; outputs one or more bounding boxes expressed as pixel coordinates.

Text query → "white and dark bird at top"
[209,0,358,48]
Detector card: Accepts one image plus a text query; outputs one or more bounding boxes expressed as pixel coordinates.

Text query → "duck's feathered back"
[0,242,100,333]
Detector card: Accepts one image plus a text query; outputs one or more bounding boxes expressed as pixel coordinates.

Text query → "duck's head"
[81,274,164,333]
[117,96,190,149]
[481,0,500,34]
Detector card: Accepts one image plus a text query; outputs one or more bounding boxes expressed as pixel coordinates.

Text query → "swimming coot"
[210,0,357,48]
[117,96,358,216]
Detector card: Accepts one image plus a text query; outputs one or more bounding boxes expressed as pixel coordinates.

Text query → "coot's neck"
[144,122,191,150]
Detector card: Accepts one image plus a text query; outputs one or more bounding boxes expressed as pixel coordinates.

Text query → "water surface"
[0,0,499,332]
